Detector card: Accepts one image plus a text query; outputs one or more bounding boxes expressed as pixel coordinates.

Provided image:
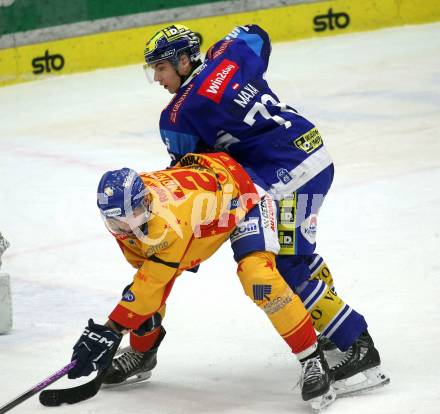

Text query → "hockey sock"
[130,326,162,352]
[308,254,335,290]
[296,342,318,362]
[296,279,367,351]
[282,314,318,354]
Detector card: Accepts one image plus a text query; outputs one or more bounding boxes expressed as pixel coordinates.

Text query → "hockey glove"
[68,318,122,379]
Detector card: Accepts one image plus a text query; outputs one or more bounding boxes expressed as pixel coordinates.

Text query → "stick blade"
[39,337,121,407]
[39,377,100,406]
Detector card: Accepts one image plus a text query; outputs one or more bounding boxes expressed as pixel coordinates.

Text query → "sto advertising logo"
[313,8,350,32]
[32,50,65,75]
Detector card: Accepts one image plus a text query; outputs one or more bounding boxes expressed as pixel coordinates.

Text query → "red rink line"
[1,143,113,172]
[3,234,106,260]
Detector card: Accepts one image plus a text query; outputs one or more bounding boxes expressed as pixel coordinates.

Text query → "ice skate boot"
[317,333,346,368]
[330,330,390,397]
[300,348,336,412]
[103,326,166,386]
[318,334,338,351]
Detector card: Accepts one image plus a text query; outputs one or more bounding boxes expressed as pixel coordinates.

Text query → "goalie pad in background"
[0,273,13,334]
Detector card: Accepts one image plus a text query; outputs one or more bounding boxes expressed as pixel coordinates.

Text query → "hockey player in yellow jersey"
[68,152,334,410]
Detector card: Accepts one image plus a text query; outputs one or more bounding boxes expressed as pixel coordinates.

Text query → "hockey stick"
[0,360,77,414]
[39,365,107,406]
[39,337,122,407]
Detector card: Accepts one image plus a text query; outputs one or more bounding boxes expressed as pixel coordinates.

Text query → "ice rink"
[1,21,439,413]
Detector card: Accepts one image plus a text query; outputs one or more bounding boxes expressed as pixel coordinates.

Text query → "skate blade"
[102,371,152,389]
[310,387,336,412]
[333,366,390,398]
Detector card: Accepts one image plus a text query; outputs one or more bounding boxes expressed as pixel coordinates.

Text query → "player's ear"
[178,53,192,76]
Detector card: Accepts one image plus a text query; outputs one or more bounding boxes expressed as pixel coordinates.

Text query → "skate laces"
[331,345,355,371]
[300,356,324,386]
[114,348,144,373]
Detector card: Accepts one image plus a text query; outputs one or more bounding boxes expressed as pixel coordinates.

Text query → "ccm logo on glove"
[68,319,122,379]
[82,328,116,346]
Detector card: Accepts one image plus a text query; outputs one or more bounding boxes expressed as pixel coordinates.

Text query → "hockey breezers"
[0,360,77,413]
[39,336,122,407]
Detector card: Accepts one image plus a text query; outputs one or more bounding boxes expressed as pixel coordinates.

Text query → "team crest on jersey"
[197,59,239,104]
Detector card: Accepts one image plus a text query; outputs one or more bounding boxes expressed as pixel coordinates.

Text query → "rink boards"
[0,0,439,87]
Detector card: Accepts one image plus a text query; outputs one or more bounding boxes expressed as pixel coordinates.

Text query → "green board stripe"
[0,0,313,49]
[1,0,439,87]
[0,0,230,35]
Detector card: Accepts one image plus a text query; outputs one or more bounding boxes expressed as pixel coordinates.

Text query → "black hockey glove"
[68,318,122,379]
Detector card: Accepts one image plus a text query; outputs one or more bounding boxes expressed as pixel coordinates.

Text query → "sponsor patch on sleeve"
[197,59,239,104]
[300,214,318,244]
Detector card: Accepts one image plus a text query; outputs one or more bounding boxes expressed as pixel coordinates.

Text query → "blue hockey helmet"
[144,24,201,68]
[97,168,150,235]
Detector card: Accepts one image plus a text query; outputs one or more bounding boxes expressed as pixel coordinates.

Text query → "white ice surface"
[1,22,440,413]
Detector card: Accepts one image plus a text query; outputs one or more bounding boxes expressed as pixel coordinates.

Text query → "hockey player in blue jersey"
[137,23,389,401]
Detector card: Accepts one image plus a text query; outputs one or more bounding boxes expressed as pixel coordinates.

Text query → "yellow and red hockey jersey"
[109,152,259,329]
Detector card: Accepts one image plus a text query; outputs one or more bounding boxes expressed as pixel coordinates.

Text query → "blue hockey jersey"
[159,24,333,197]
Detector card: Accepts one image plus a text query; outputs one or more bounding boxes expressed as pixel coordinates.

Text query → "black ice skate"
[330,330,390,397]
[103,326,166,387]
[317,334,347,368]
[300,348,336,412]
[318,334,338,351]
